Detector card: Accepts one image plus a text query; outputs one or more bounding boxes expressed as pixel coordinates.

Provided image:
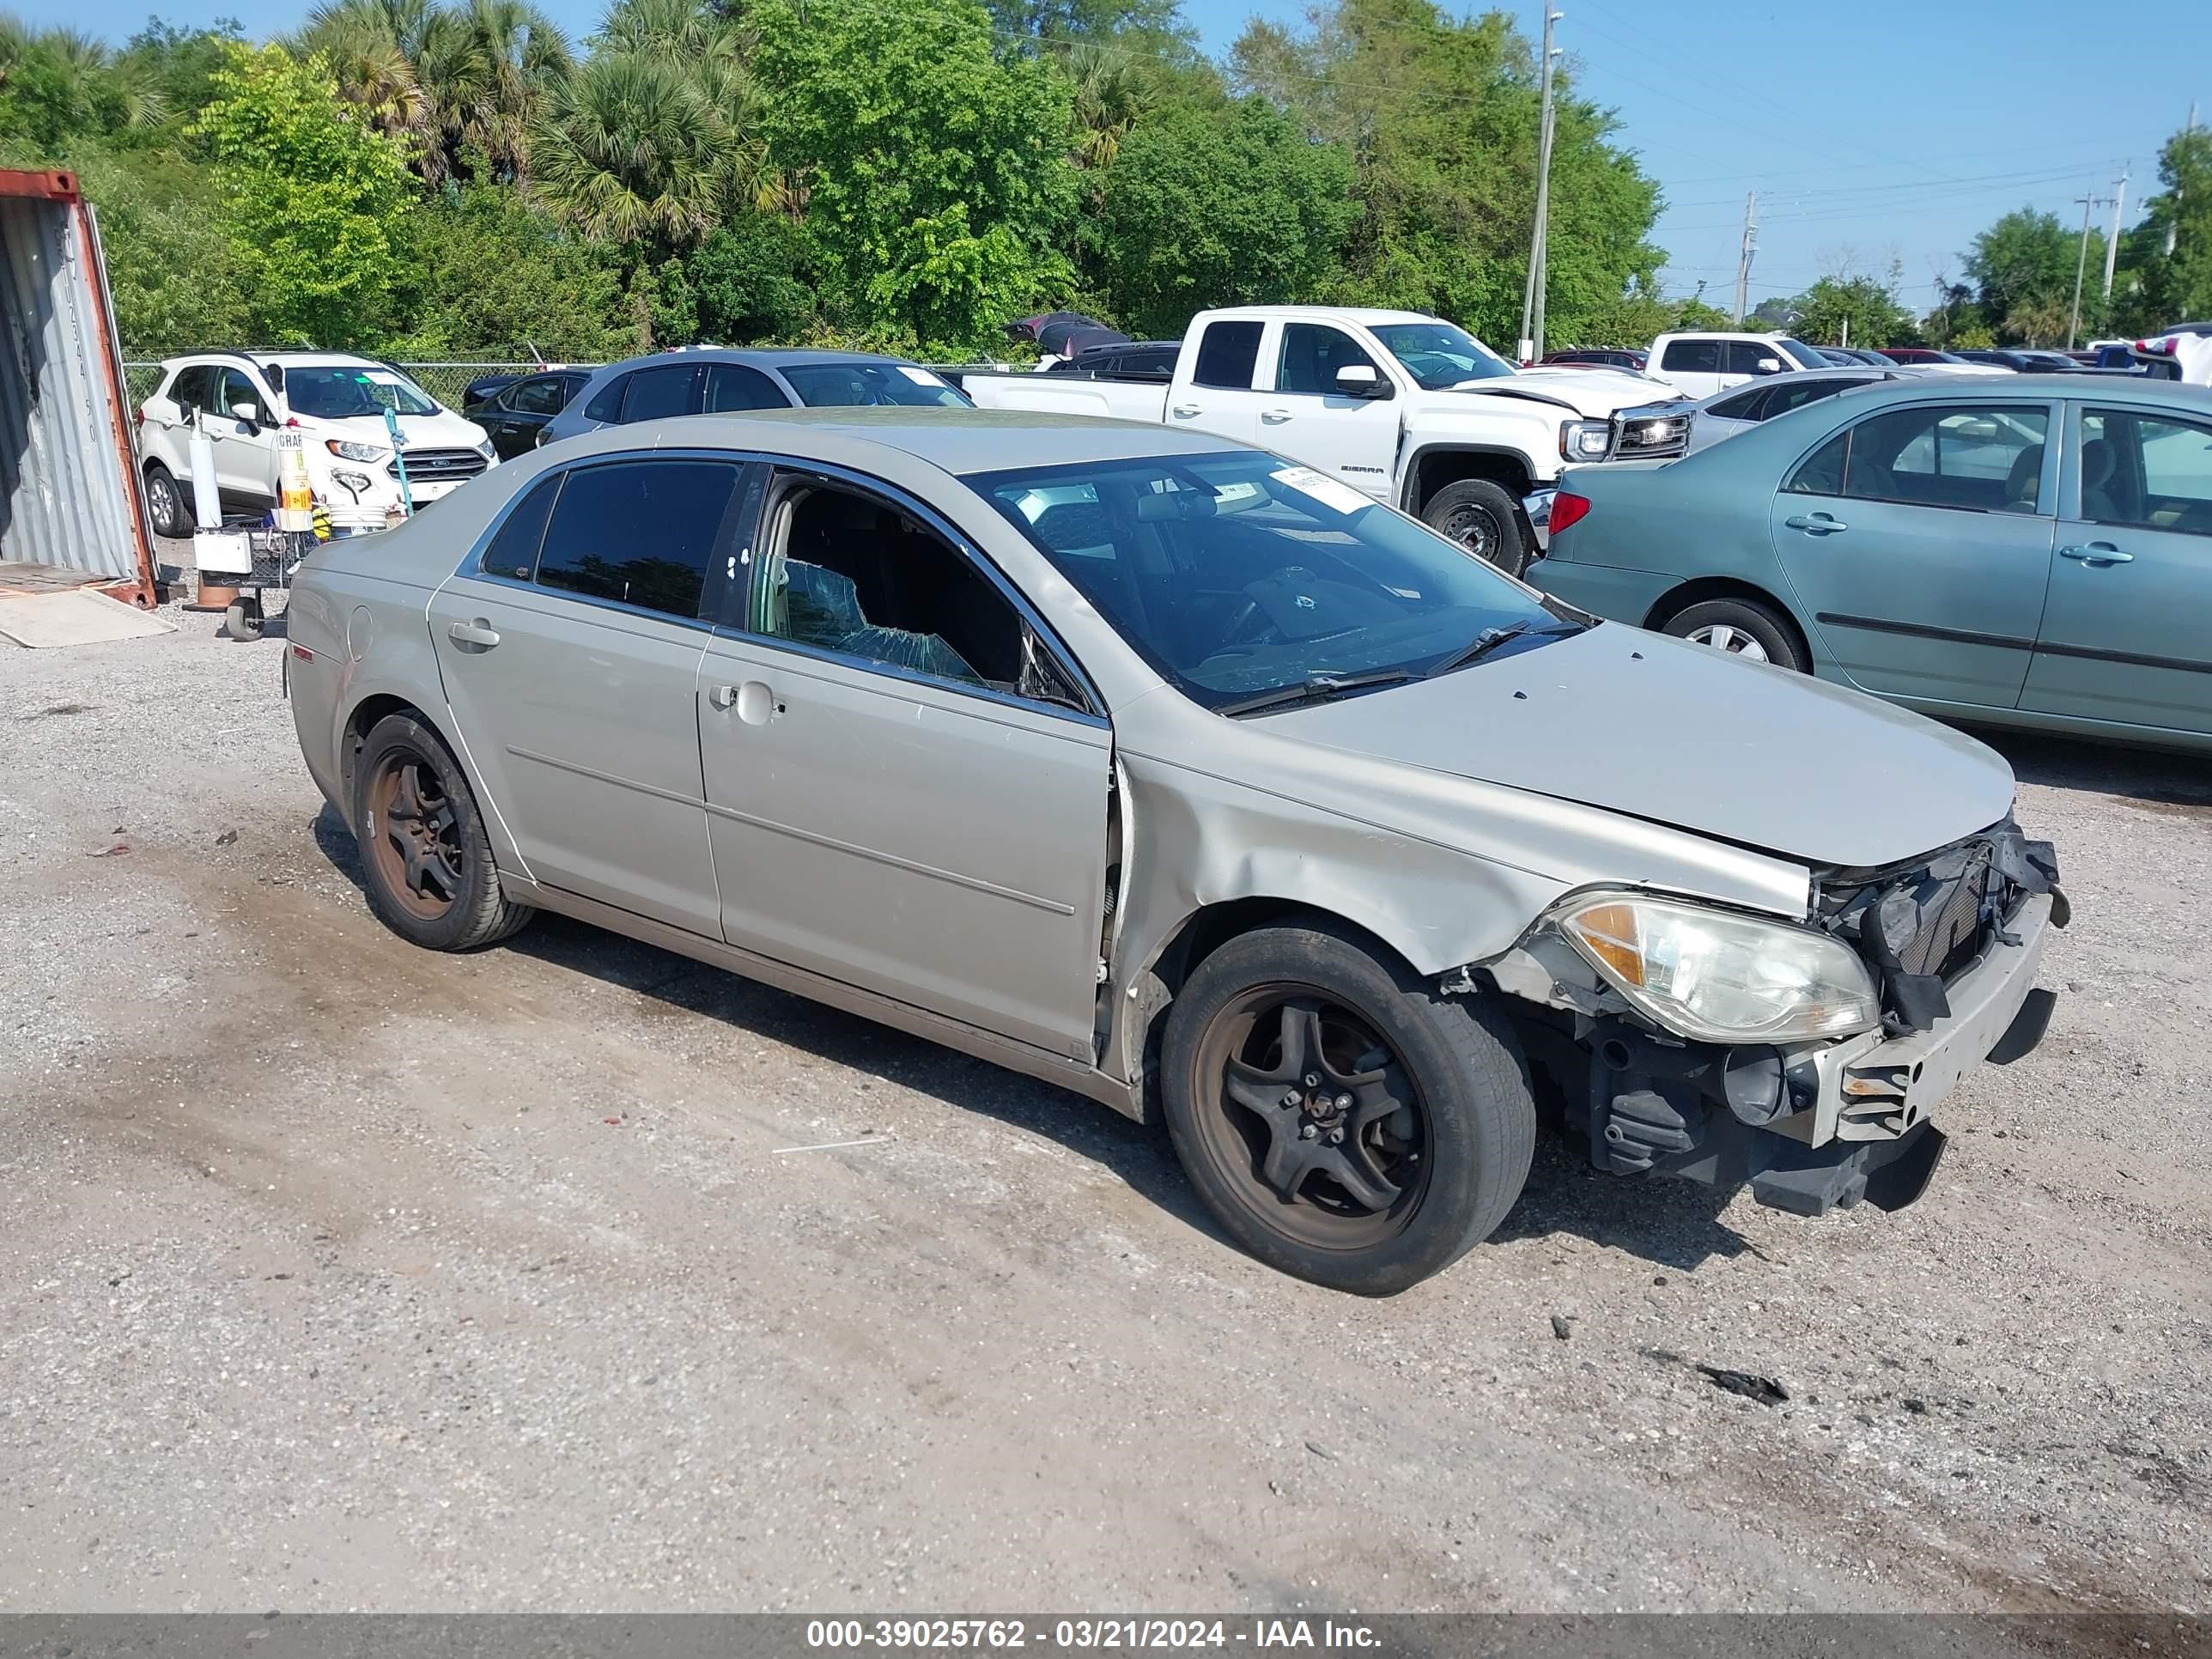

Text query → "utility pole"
[1731,191,1758,325]
[2103,164,2129,299]
[2068,191,2101,350]
[1517,7,1561,363]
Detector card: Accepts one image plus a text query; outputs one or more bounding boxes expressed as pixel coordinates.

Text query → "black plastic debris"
[1696,1365,1790,1406]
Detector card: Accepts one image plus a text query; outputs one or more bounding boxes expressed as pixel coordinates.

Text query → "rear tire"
[351,712,532,951]
[1161,921,1536,1296]
[1422,479,1531,577]
[144,461,188,538]
[223,601,262,641]
[1658,597,1807,672]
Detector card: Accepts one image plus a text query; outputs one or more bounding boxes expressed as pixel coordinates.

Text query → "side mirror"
[1754,357,1783,375]
[229,400,260,424]
[1334,363,1390,399]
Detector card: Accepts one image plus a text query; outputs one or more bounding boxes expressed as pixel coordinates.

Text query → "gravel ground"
[1,583,2208,1616]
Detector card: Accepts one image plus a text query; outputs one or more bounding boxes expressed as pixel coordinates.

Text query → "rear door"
[2020,402,2212,737]
[695,464,1112,1060]
[1657,337,1724,398]
[1767,397,2059,708]
[427,455,749,936]
[1256,321,1401,498]
[1168,318,1266,446]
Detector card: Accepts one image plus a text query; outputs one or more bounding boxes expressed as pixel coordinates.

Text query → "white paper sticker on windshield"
[1269,465,1372,516]
[362,370,404,386]
[897,366,945,386]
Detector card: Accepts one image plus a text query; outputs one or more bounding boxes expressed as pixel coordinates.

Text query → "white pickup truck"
[961,305,1666,575]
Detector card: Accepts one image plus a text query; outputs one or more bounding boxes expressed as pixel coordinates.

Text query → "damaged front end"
[1468,817,2068,1218]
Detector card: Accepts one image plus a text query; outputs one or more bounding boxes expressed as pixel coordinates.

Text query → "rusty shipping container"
[0,167,160,605]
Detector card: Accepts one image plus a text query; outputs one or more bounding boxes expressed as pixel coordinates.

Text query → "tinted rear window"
[533,459,744,619]
[1191,320,1264,389]
[619,365,698,422]
[478,474,562,580]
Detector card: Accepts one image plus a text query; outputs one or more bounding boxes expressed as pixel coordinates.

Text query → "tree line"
[3,0,2206,362]
[0,0,1700,360]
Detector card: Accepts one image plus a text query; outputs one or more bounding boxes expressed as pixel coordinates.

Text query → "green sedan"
[1528,374,2212,751]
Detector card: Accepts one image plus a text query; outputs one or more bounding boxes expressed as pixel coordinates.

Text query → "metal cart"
[223,525,314,641]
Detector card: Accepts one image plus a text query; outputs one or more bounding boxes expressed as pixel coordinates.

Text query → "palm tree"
[529,50,737,245]
[1061,41,1149,173]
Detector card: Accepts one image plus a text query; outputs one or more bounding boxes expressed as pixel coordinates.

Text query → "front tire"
[1161,921,1536,1295]
[1658,596,1807,672]
[1422,479,1531,577]
[350,713,532,951]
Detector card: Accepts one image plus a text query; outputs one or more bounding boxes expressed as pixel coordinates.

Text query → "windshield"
[971,449,1578,712]
[780,362,971,408]
[284,366,441,420]
[1779,339,1830,370]
[1367,321,1517,388]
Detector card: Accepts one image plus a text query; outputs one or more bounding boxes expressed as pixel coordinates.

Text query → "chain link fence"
[122,361,600,411]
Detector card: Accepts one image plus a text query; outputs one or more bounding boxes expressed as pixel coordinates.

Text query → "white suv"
[137,351,498,538]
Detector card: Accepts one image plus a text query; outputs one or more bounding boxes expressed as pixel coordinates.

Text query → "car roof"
[586,347,932,374]
[565,405,1254,475]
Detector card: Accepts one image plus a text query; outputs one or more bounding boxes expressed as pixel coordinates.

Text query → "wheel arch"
[1120,896,1434,1126]
[1402,444,1538,517]
[337,694,447,830]
[1643,576,1814,665]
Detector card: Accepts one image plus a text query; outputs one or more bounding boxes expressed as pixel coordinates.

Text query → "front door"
[427,456,749,936]
[1256,321,1402,499]
[1770,398,2058,709]
[696,468,1112,1060]
[2021,403,2212,738]
[204,366,278,509]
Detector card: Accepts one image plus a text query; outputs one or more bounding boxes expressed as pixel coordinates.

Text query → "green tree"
[1961,206,2105,343]
[385,183,629,356]
[1091,96,1352,337]
[1790,273,1915,347]
[752,0,1077,353]
[0,15,171,152]
[1231,0,1661,349]
[191,42,412,346]
[686,209,814,343]
[2117,125,2212,333]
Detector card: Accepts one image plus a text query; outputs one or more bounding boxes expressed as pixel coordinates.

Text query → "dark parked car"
[1540,348,1650,371]
[1954,349,2082,373]
[1046,341,1179,380]
[467,368,593,460]
[538,348,972,449]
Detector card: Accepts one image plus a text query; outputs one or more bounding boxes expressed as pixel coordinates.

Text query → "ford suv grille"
[392,448,489,483]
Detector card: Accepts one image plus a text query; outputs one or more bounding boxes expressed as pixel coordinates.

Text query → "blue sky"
[33,0,2208,313]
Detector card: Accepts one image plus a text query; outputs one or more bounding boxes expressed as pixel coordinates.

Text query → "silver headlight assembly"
[1556,893,1880,1044]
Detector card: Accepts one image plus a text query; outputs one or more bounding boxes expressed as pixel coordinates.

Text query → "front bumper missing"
[1545,890,2058,1218]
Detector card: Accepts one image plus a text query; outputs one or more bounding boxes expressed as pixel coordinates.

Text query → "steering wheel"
[1217,595,1280,653]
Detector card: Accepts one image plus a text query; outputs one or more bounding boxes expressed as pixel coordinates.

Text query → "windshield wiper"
[1215,669,1416,718]
[1426,618,1583,678]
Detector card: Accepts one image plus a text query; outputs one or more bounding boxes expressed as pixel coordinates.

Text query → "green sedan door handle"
[1784,513,1848,536]
[2059,542,2134,565]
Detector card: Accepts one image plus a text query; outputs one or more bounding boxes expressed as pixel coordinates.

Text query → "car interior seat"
[2001,443,2045,513]
[2079,437,2122,522]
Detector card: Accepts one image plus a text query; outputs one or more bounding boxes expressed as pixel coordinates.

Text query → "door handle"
[1784,514,1848,536]
[446,618,501,647]
[707,683,738,710]
[708,680,781,722]
[1261,408,1291,424]
[1170,403,1202,419]
[2059,542,2133,565]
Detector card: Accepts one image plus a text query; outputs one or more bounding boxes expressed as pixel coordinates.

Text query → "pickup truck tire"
[1657,597,1807,672]
[1422,480,1529,577]
[144,461,189,539]
[1162,921,1536,1296]
[352,713,534,952]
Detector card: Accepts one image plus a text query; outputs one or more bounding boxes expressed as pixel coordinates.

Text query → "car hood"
[313,410,489,449]
[1425,368,1671,418]
[1263,625,2016,871]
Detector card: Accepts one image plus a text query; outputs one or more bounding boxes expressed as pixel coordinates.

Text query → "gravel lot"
[1,586,2208,1616]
